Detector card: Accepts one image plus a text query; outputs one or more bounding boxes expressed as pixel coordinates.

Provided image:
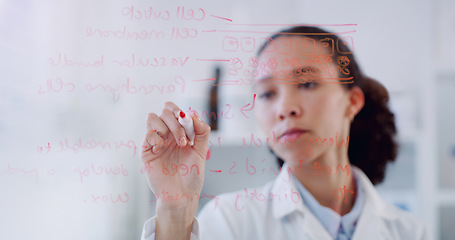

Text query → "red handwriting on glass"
[74,164,129,183]
[186,105,234,120]
[222,35,259,52]
[222,57,259,82]
[150,190,219,209]
[37,138,138,156]
[122,6,205,21]
[228,158,279,176]
[225,56,351,82]
[37,78,75,95]
[169,27,199,40]
[304,133,350,158]
[112,55,189,68]
[48,53,104,67]
[140,163,154,175]
[141,155,280,177]
[87,192,129,204]
[141,136,194,155]
[122,6,171,21]
[237,132,348,151]
[211,52,353,87]
[333,185,355,203]
[237,131,294,149]
[85,76,185,102]
[0,163,40,182]
[36,142,52,155]
[86,25,199,40]
[221,35,354,54]
[161,162,200,176]
[337,36,354,54]
[311,161,351,177]
[184,94,255,120]
[86,26,166,40]
[176,6,205,21]
[234,187,300,211]
[207,137,222,152]
[214,78,255,87]
[239,94,256,118]
[37,76,186,101]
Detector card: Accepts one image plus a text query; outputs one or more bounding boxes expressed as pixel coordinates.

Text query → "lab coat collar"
[351,165,393,219]
[352,165,399,239]
[270,164,335,239]
[271,165,305,219]
[269,164,405,240]
[271,164,396,220]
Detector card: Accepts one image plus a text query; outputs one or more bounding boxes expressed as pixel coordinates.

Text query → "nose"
[277,94,302,120]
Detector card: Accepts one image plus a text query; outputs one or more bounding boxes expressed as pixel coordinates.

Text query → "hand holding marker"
[178,111,195,146]
[179,110,211,159]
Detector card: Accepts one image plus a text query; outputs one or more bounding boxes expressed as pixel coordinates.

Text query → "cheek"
[255,102,273,132]
[321,96,345,125]
[313,93,347,124]
[299,93,326,119]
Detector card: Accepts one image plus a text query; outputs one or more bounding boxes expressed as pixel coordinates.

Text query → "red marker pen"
[178,111,195,146]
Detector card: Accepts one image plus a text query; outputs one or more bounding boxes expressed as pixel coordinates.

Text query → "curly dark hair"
[258,26,398,185]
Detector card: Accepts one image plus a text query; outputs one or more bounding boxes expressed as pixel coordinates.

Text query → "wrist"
[155,202,198,239]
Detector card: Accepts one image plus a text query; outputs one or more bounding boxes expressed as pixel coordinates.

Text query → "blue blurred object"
[394,202,410,211]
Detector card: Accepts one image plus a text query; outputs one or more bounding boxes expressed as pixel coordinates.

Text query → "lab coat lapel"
[302,211,334,240]
[271,165,395,240]
[352,198,393,240]
[352,166,394,240]
[272,165,333,240]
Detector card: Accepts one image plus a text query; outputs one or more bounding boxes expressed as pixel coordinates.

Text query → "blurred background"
[1,0,454,239]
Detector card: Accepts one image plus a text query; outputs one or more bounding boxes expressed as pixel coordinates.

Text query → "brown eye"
[259,91,274,100]
[299,82,317,89]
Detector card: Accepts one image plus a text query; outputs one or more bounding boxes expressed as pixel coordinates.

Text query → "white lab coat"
[141,165,430,240]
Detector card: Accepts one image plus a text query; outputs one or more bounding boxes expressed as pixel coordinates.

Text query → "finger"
[142,129,165,160]
[164,101,182,119]
[161,108,188,147]
[191,112,211,156]
[146,113,170,139]
[163,102,197,146]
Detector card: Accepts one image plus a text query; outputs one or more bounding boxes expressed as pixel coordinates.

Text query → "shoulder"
[353,166,430,239]
[381,202,429,239]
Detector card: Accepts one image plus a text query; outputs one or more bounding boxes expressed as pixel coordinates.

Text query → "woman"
[140,26,429,240]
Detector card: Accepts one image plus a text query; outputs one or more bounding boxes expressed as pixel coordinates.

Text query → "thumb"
[191,113,211,155]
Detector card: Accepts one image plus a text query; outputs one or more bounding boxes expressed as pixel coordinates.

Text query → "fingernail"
[179,137,187,147]
[174,110,180,119]
[152,145,158,153]
[193,112,202,122]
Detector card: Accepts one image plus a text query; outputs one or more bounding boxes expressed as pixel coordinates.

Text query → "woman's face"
[254,36,362,166]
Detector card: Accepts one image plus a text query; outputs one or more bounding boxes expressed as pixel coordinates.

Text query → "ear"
[347,86,365,119]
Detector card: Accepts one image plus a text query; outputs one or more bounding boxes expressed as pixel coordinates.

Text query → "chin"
[276,138,315,160]
[276,148,315,169]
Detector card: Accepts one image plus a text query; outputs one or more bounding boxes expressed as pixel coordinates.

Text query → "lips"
[279,128,308,141]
